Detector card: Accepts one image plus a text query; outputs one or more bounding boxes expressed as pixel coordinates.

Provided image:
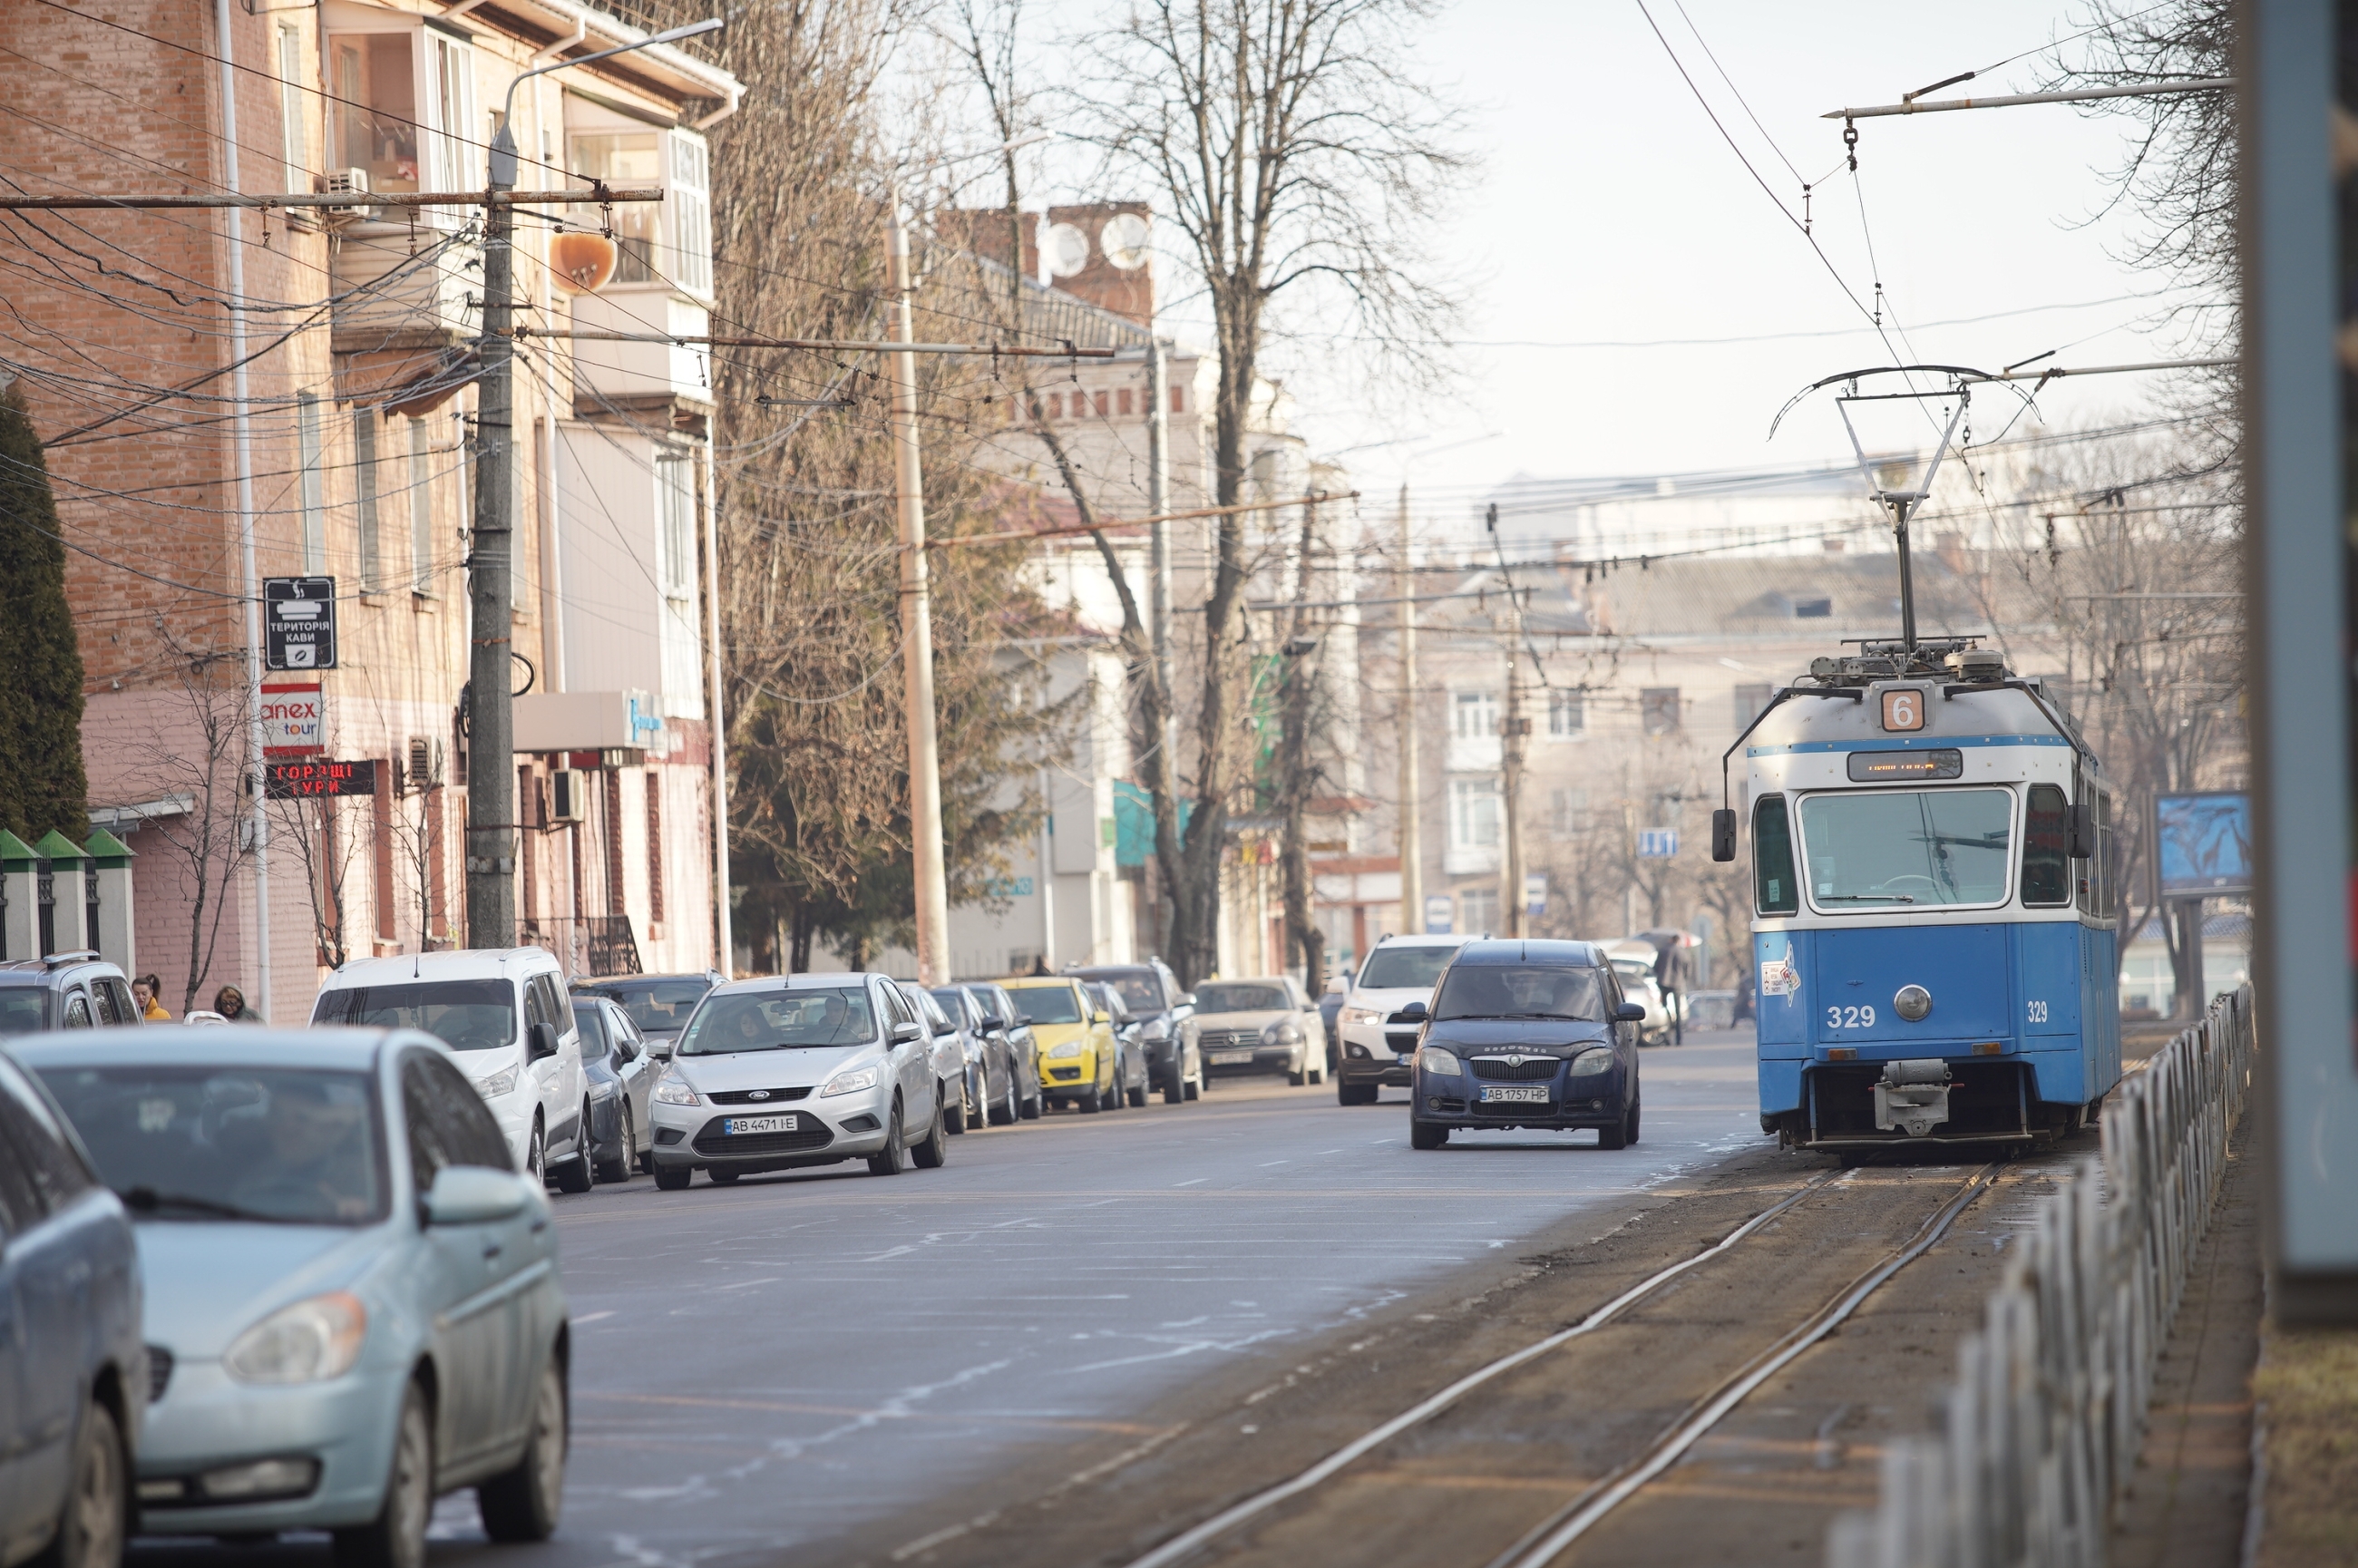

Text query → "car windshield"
[579,978,708,1035]
[1358,946,1459,990]
[570,1004,609,1060]
[0,988,50,1037]
[678,989,875,1054]
[1433,966,1606,1022]
[314,979,516,1051]
[1798,787,2013,908]
[1082,971,1164,1011]
[926,989,970,1026]
[1196,983,1290,1013]
[1009,986,1083,1025]
[38,1066,386,1225]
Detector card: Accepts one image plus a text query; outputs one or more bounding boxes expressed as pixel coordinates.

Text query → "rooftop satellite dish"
[1044,221,1091,278]
[1101,212,1150,270]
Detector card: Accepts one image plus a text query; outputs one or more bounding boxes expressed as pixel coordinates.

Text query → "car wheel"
[34,1398,125,1568]
[944,1078,968,1135]
[1339,1080,1378,1105]
[478,1355,566,1542]
[524,1119,546,1188]
[1409,1121,1449,1151]
[653,1164,691,1191]
[912,1098,949,1169]
[1598,1107,1629,1150]
[1309,1053,1326,1086]
[707,1168,741,1184]
[1078,1086,1102,1114]
[869,1102,909,1175]
[551,1104,595,1194]
[1019,1087,1043,1120]
[1288,1051,1307,1087]
[595,1105,633,1183]
[1185,1059,1203,1100]
[1127,1071,1149,1109]
[1162,1057,1185,1105]
[1626,1094,1642,1145]
[995,1073,1019,1126]
[333,1380,431,1568]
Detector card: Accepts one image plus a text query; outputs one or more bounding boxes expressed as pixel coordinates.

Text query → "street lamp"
[466,16,725,950]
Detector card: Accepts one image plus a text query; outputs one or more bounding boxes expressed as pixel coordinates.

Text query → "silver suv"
[0,952,140,1036]
[1333,934,1470,1105]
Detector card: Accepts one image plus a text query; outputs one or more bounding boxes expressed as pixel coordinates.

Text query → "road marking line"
[1174,1177,1208,1187]
[570,1310,617,1325]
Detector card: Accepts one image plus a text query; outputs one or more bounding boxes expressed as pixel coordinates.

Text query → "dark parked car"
[1065,961,1201,1103]
[929,986,1022,1129]
[0,1047,143,1568]
[1406,940,1643,1151]
[570,972,721,1058]
[572,997,656,1181]
[0,954,141,1036]
[956,981,1043,1121]
[1085,984,1153,1109]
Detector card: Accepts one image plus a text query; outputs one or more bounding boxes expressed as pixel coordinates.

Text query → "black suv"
[0,954,141,1037]
[1065,961,1201,1103]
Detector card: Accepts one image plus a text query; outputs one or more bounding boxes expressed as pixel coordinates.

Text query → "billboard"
[2154,791,2252,897]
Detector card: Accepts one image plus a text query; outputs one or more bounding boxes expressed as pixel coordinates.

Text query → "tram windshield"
[1797,788,2012,909]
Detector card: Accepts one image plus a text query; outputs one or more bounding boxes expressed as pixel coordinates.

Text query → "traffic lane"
[130,1033,1763,1568]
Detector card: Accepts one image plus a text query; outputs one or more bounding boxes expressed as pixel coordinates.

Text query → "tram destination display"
[1846,748,1964,782]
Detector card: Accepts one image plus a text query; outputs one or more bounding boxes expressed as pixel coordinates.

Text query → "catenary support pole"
[1147,338,1174,954]
[214,0,271,1015]
[465,141,519,948]
[1397,483,1422,938]
[888,194,951,985]
[702,438,732,974]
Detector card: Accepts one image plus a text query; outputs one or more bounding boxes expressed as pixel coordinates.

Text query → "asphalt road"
[132,1028,1768,1568]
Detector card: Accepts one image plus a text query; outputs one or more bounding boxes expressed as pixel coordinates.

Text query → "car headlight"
[224,1292,367,1385]
[1340,1007,1382,1026]
[652,1076,702,1105]
[1568,1047,1614,1077]
[1266,1023,1303,1044]
[1047,1040,1083,1059]
[475,1064,520,1099]
[821,1066,880,1096]
[1418,1046,1461,1076]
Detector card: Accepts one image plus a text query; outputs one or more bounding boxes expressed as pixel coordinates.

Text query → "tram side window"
[2097,790,2116,918]
[2021,784,2071,907]
[1753,794,1798,915]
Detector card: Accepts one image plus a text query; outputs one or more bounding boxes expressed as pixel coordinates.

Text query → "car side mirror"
[1615,1002,1646,1022]
[1093,1009,1111,1024]
[1175,993,1195,1008]
[891,1020,925,1045]
[1016,1012,1034,1027]
[978,1013,1003,1031]
[1398,1000,1428,1021]
[1711,808,1737,862]
[528,1021,560,1060]
[422,1165,531,1226]
[647,1037,673,1060]
[2069,803,2096,860]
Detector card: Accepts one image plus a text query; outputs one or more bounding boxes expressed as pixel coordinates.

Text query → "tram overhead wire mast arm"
[1825,77,2232,121]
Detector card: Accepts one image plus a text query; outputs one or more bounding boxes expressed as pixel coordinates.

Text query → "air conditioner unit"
[406,736,442,792]
[548,769,587,823]
[317,168,375,219]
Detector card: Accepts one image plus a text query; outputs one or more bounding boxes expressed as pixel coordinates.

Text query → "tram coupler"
[1873,1059,1953,1137]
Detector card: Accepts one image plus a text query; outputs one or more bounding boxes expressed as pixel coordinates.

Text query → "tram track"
[1116,1159,2004,1568]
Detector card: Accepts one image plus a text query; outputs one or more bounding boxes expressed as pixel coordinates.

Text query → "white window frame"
[408,416,434,590]
[1448,776,1501,851]
[1546,687,1584,738]
[297,391,326,572]
[278,24,308,194]
[1451,689,1498,741]
[667,130,711,296]
[355,407,382,592]
[424,32,475,210]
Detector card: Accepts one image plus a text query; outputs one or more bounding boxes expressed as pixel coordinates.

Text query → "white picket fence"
[1827,984,2256,1568]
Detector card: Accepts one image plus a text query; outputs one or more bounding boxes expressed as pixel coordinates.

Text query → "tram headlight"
[1417,1046,1462,1077]
[1894,985,1933,1022]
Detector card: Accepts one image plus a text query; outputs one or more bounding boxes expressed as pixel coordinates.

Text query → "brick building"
[3,0,739,1016]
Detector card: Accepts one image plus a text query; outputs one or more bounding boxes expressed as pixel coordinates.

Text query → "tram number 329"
[1827,1005,1876,1029]
[2027,1000,2049,1023]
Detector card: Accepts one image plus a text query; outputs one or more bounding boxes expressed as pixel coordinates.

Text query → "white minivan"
[311,948,593,1190]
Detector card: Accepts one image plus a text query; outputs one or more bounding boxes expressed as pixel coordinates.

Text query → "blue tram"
[1713,640,2122,1152]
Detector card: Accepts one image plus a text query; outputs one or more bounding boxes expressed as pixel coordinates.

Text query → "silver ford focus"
[647,974,950,1189]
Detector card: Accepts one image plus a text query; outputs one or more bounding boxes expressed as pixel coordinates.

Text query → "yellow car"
[999,977,1121,1113]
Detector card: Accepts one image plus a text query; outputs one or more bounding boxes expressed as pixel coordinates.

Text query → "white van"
[311,948,592,1190]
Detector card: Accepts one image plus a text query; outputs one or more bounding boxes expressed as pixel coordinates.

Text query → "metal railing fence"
[1828,985,2256,1568]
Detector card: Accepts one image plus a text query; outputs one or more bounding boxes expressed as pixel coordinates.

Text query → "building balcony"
[1442,843,1499,877]
[570,289,714,414]
[330,219,481,354]
[1446,734,1502,773]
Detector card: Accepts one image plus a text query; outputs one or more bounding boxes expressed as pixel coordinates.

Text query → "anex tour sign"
[260,682,324,757]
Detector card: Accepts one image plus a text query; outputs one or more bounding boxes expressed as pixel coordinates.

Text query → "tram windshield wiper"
[1822,892,1916,903]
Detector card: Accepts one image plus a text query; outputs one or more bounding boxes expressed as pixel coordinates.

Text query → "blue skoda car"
[1407,940,1646,1151]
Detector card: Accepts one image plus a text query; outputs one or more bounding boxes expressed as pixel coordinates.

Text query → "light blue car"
[14,1027,570,1568]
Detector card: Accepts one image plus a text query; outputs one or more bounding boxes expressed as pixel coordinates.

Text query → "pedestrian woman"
[132,975,171,1022]
[212,985,255,1022]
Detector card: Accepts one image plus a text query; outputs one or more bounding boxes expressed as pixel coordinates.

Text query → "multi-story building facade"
[7,0,739,1017]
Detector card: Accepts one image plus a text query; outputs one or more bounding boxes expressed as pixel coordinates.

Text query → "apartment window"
[1458,887,1499,935]
[327,34,419,190]
[1641,687,1681,735]
[1118,387,1135,416]
[424,34,475,198]
[297,391,326,572]
[355,407,382,591]
[1733,683,1774,730]
[1549,787,1586,837]
[1170,385,1185,414]
[657,452,695,600]
[1448,776,1500,851]
[645,770,666,924]
[1047,392,1063,419]
[1452,689,1499,740]
[278,25,308,192]
[1547,687,1584,737]
[1093,390,1110,418]
[407,416,434,589]
[570,132,663,282]
[668,131,711,293]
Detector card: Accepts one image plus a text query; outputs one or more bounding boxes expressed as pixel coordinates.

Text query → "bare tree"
[270,793,360,969]
[1068,0,1470,982]
[132,642,254,1014]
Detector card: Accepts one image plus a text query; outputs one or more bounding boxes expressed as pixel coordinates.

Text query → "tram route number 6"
[1827,1005,1876,1029]
[2028,999,2049,1023]
[1881,687,1925,732]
